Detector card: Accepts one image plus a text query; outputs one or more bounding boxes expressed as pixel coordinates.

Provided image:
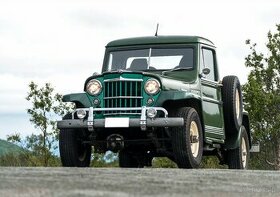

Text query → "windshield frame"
[102,44,197,73]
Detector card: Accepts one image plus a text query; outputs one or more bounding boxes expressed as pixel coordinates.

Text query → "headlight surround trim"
[86,79,102,96]
[144,79,161,95]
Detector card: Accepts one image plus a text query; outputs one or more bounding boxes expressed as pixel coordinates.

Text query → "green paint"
[106,36,214,47]
[62,35,246,148]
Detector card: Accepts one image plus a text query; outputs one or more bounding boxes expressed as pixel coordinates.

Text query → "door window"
[202,48,216,81]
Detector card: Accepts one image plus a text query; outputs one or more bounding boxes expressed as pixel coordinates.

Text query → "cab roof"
[106,36,215,47]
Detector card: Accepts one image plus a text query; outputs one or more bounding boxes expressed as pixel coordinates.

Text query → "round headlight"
[86,79,102,95]
[76,109,87,119]
[147,108,157,118]
[144,79,160,95]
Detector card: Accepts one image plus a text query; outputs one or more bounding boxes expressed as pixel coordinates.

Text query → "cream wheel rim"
[190,121,199,158]
[241,137,247,168]
[235,90,240,120]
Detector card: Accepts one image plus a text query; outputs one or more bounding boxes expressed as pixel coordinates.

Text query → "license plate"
[105,118,129,128]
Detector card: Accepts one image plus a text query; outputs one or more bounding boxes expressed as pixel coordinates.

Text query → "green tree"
[243,24,280,170]
[6,133,21,145]
[25,81,72,166]
[5,132,61,166]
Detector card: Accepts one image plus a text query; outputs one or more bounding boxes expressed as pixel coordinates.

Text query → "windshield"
[105,48,194,72]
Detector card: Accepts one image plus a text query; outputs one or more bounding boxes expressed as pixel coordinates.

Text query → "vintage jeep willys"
[57,36,251,169]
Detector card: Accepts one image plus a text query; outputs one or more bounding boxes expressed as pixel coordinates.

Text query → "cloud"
[0,0,279,137]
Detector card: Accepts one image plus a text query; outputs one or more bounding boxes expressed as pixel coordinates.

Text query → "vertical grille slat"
[104,79,143,116]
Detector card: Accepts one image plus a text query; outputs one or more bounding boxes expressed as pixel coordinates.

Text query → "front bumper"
[57,106,184,131]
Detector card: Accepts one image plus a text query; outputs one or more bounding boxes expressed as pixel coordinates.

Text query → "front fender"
[155,90,201,106]
[63,93,92,108]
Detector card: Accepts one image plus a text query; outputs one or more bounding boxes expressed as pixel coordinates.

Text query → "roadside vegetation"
[1,24,280,169]
[243,24,280,170]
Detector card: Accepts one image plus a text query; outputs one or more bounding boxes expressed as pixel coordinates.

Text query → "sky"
[0,0,279,139]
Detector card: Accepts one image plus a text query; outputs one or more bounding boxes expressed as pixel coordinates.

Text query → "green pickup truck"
[57,36,251,169]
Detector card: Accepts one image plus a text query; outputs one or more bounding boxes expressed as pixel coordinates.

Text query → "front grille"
[104,79,143,115]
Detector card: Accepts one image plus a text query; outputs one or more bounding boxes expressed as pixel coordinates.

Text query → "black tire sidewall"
[119,150,139,168]
[238,127,250,169]
[59,129,91,167]
[233,80,243,129]
[184,108,203,166]
[227,126,250,169]
[172,107,203,168]
[222,76,243,134]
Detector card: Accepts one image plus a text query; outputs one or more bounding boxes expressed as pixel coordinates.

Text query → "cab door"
[200,46,225,143]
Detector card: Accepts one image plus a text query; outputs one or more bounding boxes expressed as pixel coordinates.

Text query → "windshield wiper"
[161,67,192,75]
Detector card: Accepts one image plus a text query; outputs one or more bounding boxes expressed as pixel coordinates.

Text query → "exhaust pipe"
[107,134,124,152]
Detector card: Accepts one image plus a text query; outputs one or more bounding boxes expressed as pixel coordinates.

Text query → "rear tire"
[119,150,142,168]
[59,129,91,167]
[171,107,203,168]
[227,126,249,169]
[222,76,243,134]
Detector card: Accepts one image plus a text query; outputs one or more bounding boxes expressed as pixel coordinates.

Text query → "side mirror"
[202,68,210,75]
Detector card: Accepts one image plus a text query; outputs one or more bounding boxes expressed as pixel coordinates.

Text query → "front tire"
[171,107,203,168]
[59,129,91,167]
[227,126,249,169]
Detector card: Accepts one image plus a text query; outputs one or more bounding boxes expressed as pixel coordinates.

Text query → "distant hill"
[0,139,24,157]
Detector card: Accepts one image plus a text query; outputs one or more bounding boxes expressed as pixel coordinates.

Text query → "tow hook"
[107,134,124,152]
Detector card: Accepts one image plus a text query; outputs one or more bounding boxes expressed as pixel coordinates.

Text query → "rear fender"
[224,127,242,150]
[242,112,252,149]
[224,112,251,149]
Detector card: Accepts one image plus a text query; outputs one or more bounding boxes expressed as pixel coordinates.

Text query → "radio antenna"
[155,23,159,36]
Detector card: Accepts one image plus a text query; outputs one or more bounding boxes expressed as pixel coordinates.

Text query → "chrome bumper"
[57,106,184,131]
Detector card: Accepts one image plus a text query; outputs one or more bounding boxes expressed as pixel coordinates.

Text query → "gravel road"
[0,167,279,197]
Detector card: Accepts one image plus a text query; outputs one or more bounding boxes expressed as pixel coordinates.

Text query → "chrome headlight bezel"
[76,109,87,119]
[86,79,102,96]
[144,79,160,95]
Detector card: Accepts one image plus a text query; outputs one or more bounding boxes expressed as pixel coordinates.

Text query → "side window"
[202,48,216,81]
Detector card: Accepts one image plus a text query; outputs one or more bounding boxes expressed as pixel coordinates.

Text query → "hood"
[84,69,197,92]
